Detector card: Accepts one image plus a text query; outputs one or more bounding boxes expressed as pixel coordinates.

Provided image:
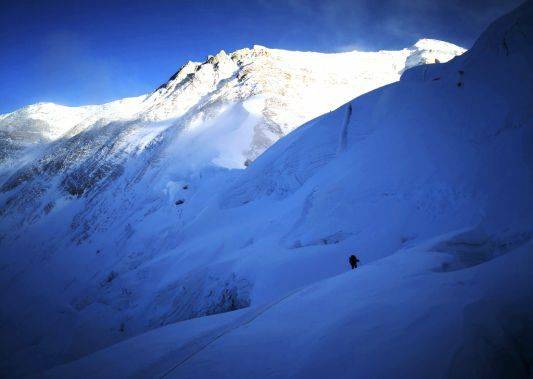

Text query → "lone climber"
[349,254,360,270]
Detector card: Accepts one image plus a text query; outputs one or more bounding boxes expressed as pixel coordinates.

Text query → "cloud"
[256,0,524,52]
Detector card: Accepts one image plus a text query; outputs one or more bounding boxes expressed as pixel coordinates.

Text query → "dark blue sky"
[0,0,522,113]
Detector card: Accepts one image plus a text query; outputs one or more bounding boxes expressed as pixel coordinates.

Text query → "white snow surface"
[1,3,532,378]
[0,39,463,169]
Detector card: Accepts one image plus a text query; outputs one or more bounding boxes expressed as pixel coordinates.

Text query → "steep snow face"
[8,28,529,379]
[41,4,532,378]
[13,2,530,377]
[0,40,464,166]
[139,40,466,156]
[0,40,465,229]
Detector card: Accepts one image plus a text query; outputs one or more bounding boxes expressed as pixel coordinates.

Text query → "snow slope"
[1,3,531,378]
[47,239,533,378]
[42,2,533,378]
[0,39,465,375]
[0,40,464,241]
[0,40,463,169]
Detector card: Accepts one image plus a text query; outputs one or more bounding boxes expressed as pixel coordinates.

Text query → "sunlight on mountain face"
[0,40,464,170]
[1,2,532,378]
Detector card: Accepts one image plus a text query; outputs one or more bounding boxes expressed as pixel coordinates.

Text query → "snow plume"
[164,101,258,171]
[261,0,522,51]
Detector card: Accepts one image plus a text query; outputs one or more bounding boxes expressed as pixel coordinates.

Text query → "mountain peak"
[404,38,465,70]
[252,44,268,50]
[410,38,465,53]
[1,38,467,152]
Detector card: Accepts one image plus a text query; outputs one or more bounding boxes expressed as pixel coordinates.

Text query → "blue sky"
[0,0,522,113]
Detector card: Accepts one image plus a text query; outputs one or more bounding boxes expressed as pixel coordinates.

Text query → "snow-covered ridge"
[0,37,477,375]
[0,38,466,202]
[0,96,148,140]
[141,39,465,127]
[39,4,532,377]
[0,39,464,155]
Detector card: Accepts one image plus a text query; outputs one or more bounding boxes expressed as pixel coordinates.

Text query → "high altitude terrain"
[0,38,464,376]
[3,2,533,378]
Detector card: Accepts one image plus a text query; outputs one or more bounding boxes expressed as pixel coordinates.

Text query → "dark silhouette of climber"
[349,254,360,270]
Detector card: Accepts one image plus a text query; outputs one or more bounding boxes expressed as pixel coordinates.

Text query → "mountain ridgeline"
[1,3,532,377]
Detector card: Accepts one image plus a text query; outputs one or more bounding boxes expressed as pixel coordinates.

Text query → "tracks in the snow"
[157,286,304,378]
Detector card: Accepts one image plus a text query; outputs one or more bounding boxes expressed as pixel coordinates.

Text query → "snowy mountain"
[0,41,465,243]
[1,2,531,377]
[0,39,468,376]
[0,40,464,167]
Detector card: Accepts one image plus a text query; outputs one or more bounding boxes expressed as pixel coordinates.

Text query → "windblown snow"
[1,3,532,378]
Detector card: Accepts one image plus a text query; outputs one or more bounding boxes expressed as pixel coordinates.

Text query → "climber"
[349,254,360,270]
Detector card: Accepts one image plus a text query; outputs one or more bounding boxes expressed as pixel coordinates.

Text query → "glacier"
[1,2,532,378]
